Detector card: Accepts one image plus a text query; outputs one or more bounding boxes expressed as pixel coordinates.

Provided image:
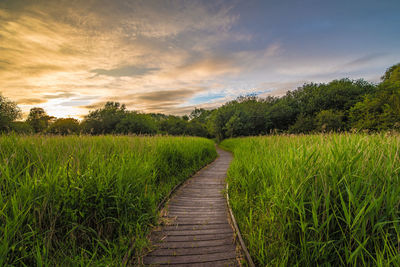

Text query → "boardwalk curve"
[143,147,240,266]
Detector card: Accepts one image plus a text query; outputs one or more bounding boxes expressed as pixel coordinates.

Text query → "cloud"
[80,87,206,115]
[91,65,159,77]
[344,53,387,68]
[257,80,309,97]
[22,64,67,76]
[135,88,203,102]
[164,56,240,80]
[60,100,91,107]
[0,0,244,119]
[3,0,392,119]
[81,102,107,111]
[43,92,78,99]
[17,98,47,105]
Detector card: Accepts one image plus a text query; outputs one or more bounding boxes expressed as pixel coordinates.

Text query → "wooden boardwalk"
[143,148,239,266]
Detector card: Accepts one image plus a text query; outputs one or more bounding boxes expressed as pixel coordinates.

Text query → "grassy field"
[0,135,216,266]
[221,134,400,266]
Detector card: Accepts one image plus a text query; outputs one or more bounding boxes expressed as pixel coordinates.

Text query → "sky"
[0,0,399,119]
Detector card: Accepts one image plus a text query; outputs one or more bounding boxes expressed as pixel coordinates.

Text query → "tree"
[82,102,127,134]
[0,94,21,132]
[159,116,189,135]
[209,96,271,140]
[267,94,299,131]
[10,121,33,134]
[26,107,54,133]
[289,114,316,133]
[350,63,400,130]
[116,112,158,134]
[381,63,400,82]
[186,121,209,137]
[47,118,80,135]
[224,112,246,137]
[315,110,344,132]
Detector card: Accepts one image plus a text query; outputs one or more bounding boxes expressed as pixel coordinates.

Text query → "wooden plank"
[170,218,228,224]
[166,215,228,220]
[154,228,233,236]
[169,199,226,206]
[173,194,222,198]
[172,197,224,201]
[147,244,236,256]
[154,237,234,249]
[167,208,227,212]
[166,209,227,214]
[157,233,234,242]
[168,206,228,212]
[175,192,224,198]
[170,201,226,206]
[180,184,224,187]
[167,212,227,216]
[143,251,236,265]
[170,260,238,267]
[162,223,231,231]
[167,205,226,209]
[168,205,226,209]
[175,192,223,196]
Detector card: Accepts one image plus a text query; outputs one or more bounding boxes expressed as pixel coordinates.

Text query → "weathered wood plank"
[169,218,228,224]
[167,204,226,208]
[143,251,236,265]
[166,209,227,213]
[170,202,225,206]
[156,233,233,242]
[170,259,238,267]
[153,228,233,236]
[167,214,228,219]
[154,238,234,249]
[168,211,228,216]
[147,244,236,256]
[162,223,231,231]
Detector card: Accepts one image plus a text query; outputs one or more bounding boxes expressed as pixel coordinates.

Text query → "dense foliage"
[0,94,21,132]
[222,134,400,266]
[0,63,399,138]
[0,135,216,265]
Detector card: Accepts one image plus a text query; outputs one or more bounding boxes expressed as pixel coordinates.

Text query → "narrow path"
[143,148,239,266]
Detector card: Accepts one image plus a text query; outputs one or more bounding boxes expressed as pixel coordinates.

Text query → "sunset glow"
[1,0,399,119]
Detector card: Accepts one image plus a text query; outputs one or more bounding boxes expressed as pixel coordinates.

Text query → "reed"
[221,133,400,266]
[0,135,216,266]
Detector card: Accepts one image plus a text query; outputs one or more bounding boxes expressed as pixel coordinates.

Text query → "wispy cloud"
[81,87,205,114]
[17,98,48,105]
[0,0,398,118]
[91,65,159,77]
[0,0,244,118]
[43,92,78,99]
[344,53,387,68]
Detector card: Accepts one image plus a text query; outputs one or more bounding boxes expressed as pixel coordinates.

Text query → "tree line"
[1,63,399,139]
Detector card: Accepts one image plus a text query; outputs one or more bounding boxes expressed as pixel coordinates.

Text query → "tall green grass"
[0,135,216,266]
[221,134,400,266]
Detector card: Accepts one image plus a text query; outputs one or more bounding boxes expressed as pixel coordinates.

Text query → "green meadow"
[221,134,400,266]
[0,135,216,266]
[2,133,400,266]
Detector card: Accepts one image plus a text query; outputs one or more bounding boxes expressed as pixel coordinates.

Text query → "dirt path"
[143,147,239,266]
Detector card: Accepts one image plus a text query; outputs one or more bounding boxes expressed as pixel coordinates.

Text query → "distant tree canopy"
[0,63,399,138]
[349,63,400,130]
[116,112,158,135]
[208,78,376,139]
[27,107,54,133]
[82,102,127,134]
[0,94,21,132]
[47,118,80,135]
